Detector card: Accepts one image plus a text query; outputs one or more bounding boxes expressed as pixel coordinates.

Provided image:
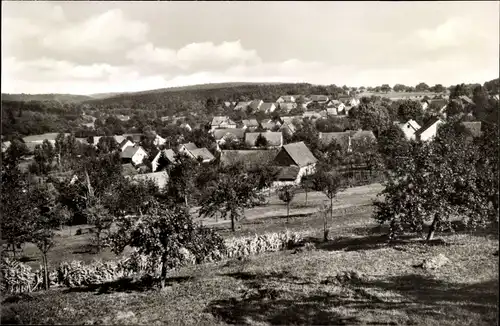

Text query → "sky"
[2,1,499,95]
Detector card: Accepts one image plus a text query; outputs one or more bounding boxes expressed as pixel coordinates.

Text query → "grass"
[2,228,498,325]
[3,182,498,325]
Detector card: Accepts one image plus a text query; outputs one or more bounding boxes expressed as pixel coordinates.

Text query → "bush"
[224,230,306,258]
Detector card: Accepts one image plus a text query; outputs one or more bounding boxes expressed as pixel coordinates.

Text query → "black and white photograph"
[1,1,499,325]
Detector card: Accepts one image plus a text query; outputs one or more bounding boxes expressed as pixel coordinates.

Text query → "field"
[2,183,498,325]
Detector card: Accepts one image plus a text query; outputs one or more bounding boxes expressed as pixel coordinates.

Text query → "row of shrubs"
[1,230,309,294]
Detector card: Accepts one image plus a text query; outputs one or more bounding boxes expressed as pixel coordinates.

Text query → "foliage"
[397,100,424,125]
[415,82,430,92]
[373,123,497,240]
[254,133,269,148]
[82,203,113,252]
[224,231,305,258]
[312,167,346,219]
[165,152,198,206]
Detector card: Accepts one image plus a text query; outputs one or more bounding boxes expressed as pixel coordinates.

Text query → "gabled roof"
[276,166,301,181]
[189,148,215,162]
[162,149,177,163]
[401,119,421,131]
[309,95,329,102]
[242,119,259,127]
[318,132,351,148]
[429,99,447,108]
[122,133,143,143]
[281,116,302,124]
[245,132,283,147]
[180,142,198,151]
[260,120,277,130]
[234,101,251,110]
[415,117,443,136]
[120,139,133,148]
[280,122,298,134]
[280,142,318,167]
[459,95,474,105]
[213,128,246,141]
[220,149,279,168]
[461,121,482,138]
[278,95,296,102]
[211,116,232,126]
[327,99,342,107]
[121,146,146,159]
[249,99,263,111]
[260,103,276,112]
[302,111,322,119]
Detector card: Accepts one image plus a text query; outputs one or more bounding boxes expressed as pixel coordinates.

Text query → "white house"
[395,119,421,140]
[276,95,296,103]
[119,139,135,152]
[415,118,444,142]
[153,134,167,147]
[213,128,246,145]
[326,100,346,114]
[120,146,148,166]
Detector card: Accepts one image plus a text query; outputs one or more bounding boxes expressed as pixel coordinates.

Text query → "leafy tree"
[109,201,226,289]
[278,185,295,223]
[165,152,198,206]
[415,82,430,92]
[199,167,263,232]
[254,133,269,148]
[97,136,119,154]
[472,85,489,118]
[380,84,391,93]
[312,167,346,220]
[377,123,410,171]
[348,102,391,135]
[3,139,29,168]
[397,100,424,124]
[445,100,464,118]
[373,126,497,241]
[431,84,445,93]
[393,84,407,92]
[33,140,56,175]
[82,202,112,252]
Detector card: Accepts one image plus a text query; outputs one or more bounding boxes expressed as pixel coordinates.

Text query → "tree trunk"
[42,253,49,290]
[231,212,235,232]
[286,202,290,223]
[426,214,440,241]
[330,196,334,221]
[305,188,308,206]
[323,212,329,242]
[160,254,168,289]
[95,231,101,253]
[184,194,188,207]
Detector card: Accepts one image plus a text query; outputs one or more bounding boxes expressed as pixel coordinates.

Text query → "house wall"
[273,149,296,166]
[400,124,417,140]
[419,122,443,141]
[131,149,148,165]
[266,104,277,113]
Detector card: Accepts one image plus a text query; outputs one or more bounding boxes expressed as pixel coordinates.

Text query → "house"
[121,145,148,165]
[213,128,246,145]
[178,142,198,154]
[180,123,192,132]
[318,132,352,152]
[458,95,474,106]
[116,114,130,122]
[122,133,143,143]
[279,122,298,137]
[245,132,283,148]
[309,95,329,104]
[220,149,279,170]
[461,121,482,139]
[1,141,11,153]
[187,148,215,163]
[395,119,421,140]
[260,119,280,131]
[273,142,318,186]
[211,116,237,130]
[415,117,444,142]
[248,100,264,112]
[302,111,322,120]
[276,95,296,103]
[234,101,251,111]
[162,149,177,164]
[326,100,346,114]
[260,102,277,113]
[223,101,233,108]
[428,99,448,113]
[153,134,167,147]
[149,149,162,172]
[119,139,135,152]
[278,102,297,112]
[160,116,170,122]
[338,96,360,107]
[129,171,169,190]
[241,119,260,130]
[280,116,302,125]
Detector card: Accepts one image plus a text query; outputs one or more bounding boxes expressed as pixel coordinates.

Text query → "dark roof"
[211,116,234,126]
[120,139,132,147]
[213,128,246,141]
[220,150,279,168]
[245,132,283,147]
[189,148,215,162]
[280,142,318,167]
[318,132,351,148]
[276,166,301,181]
[310,95,329,102]
[121,146,145,159]
[461,121,482,138]
[415,117,442,136]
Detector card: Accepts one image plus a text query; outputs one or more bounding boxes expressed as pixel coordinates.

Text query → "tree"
[397,100,424,124]
[380,84,391,93]
[312,167,346,221]
[278,185,295,223]
[83,202,113,252]
[393,84,407,92]
[109,201,226,289]
[431,84,445,93]
[348,102,391,135]
[377,123,410,171]
[33,140,56,175]
[415,82,430,92]
[97,136,119,154]
[255,133,269,148]
[199,167,263,232]
[166,152,198,207]
[373,126,496,241]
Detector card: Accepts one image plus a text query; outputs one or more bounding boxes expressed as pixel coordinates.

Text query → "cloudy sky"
[2,1,498,95]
